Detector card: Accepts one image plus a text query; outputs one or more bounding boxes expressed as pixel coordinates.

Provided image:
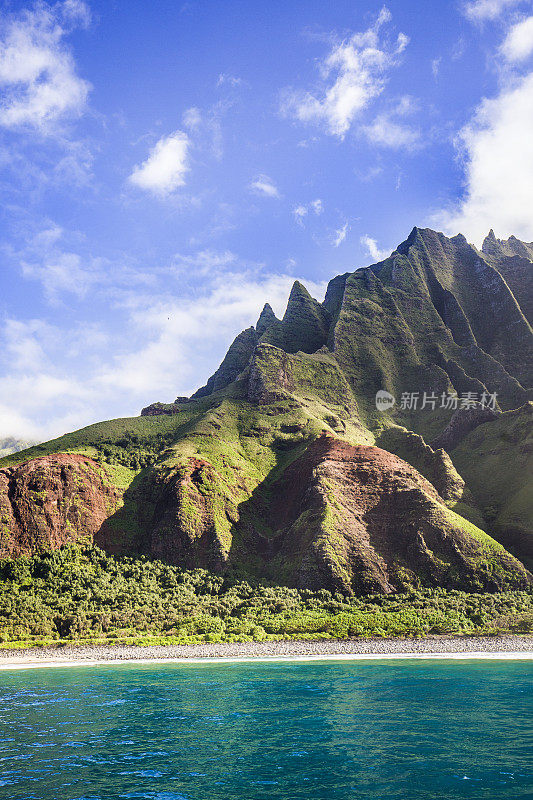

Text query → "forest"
[1,545,532,649]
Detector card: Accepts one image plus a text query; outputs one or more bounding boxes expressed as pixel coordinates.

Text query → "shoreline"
[1,635,532,669]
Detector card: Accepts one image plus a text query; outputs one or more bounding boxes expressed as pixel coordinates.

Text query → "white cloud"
[432,57,442,77]
[171,249,237,277]
[98,271,327,395]
[22,251,96,301]
[129,131,190,196]
[8,223,100,302]
[360,234,391,262]
[362,95,420,150]
[362,117,420,149]
[0,0,91,131]
[281,8,409,138]
[181,103,223,159]
[293,198,323,225]
[332,222,348,247]
[0,265,327,440]
[250,174,280,198]
[0,404,41,440]
[437,71,533,243]
[0,315,96,439]
[4,318,51,372]
[0,371,94,440]
[293,205,308,224]
[217,73,244,87]
[463,0,525,21]
[500,15,533,60]
[357,164,383,182]
[61,0,91,27]
[10,223,154,304]
[182,106,202,129]
[53,139,94,185]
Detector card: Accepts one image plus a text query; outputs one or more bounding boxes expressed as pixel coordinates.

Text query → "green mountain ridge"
[1,226,532,596]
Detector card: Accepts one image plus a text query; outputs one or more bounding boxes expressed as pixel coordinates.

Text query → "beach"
[1,635,532,669]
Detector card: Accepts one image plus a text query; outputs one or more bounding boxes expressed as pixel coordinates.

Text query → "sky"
[1,0,533,442]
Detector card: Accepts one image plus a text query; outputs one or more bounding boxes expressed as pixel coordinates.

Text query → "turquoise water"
[0,659,531,799]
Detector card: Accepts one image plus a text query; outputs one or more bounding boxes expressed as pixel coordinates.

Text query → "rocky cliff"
[1,227,531,594]
[0,454,121,557]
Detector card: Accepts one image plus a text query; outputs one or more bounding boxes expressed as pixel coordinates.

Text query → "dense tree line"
[1,545,531,648]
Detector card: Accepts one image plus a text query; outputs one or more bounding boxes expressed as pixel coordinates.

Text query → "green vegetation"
[0,226,530,606]
[451,403,533,570]
[1,545,531,649]
[261,280,329,354]
[0,407,210,472]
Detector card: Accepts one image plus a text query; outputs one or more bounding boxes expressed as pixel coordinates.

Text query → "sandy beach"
[1,635,532,669]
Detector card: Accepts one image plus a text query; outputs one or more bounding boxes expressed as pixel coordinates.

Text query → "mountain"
[1,227,532,594]
[0,438,38,458]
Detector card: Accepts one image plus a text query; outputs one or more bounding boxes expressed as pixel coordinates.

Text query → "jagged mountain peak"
[397,226,473,257]
[482,229,533,261]
[280,280,324,319]
[396,225,421,254]
[3,223,531,594]
[283,280,323,317]
[190,225,532,403]
[287,279,313,300]
[450,232,468,245]
[255,302,278,335]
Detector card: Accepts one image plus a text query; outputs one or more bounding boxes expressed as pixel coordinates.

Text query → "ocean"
[1,659,531,799]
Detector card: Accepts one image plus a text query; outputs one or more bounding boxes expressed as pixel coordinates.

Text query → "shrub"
[0,544,531,648]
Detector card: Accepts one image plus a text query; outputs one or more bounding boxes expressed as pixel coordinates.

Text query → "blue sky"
[1,0,533,440]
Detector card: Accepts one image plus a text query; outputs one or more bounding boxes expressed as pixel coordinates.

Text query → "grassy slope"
[0,402,215,483]
[0,348,526,587]
[451,404,533,567]
[1,228,530,601]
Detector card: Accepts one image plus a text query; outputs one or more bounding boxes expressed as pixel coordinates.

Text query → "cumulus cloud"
[463,0,526,22]
[0,0,91,131]
[437,72,533,243]
[250,174,280,198]
[500,15,533,60]
[129,131,190,196]
[360,234,391,262]
[281,7,408,138]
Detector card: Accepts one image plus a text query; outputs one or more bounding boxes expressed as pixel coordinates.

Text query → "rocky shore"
[1,635,532,668]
